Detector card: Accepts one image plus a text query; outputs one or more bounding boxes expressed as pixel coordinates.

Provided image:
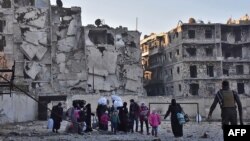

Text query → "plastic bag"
[98,97,107,105]
[114,100,123,108]
[47,118,54,129]
[177,112,186,125]
[92,116,99,129]
[111,95,122,102]
[196,114,202,122]
[82,122,86,131]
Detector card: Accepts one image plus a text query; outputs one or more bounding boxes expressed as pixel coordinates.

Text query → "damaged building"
[144,16,250,97]
[0,0,143,123]
[85,25,143,95]
[141,33,167,96]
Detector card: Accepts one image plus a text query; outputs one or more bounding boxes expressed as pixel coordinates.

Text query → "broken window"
[205,30,212,39]
[0,35,6,51]
[179,84,181,92]
[234,28,241,42]
[190,65,197,78]
[222,44,242,58]
[88,30,110,45]
[237,83,245,94]
[207,65,214,77]
[189,83,199,95]
[168,35,172,43]
[176,49,179,55]
[169,52,172,59]
[2,0,11,8]
[0,20,6,32]
[205,48,213,56]
[186,48,196,56]
[107,33,114,45]
[175,32,179,38]
[177,67,180,74]
[236,65,244,75]
[223,69,229,76]
[188,30,195,39]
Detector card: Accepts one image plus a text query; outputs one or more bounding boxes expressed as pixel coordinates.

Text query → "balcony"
[149,47,164,56]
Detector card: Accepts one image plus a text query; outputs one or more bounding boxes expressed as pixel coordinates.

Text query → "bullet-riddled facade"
[165,17,250,97]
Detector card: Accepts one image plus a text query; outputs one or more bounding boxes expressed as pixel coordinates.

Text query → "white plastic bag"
[114,100,123,108]
[82,122,86,131]
[98,97,107,105]
[111,95,122,102]
[196,114,202,122]
[47,118,54,129]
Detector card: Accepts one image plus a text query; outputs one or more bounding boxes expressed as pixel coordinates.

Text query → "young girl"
[149,109,161,137]
[111,110,120,134]
[100,111,109,131]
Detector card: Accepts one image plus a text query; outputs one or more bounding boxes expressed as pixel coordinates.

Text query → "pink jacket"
[149,113,161,127]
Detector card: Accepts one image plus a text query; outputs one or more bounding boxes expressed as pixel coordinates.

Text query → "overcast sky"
[51,0,250,37]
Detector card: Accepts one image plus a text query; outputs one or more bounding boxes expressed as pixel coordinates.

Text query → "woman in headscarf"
[164,99,184,138]
[85,103,94,132]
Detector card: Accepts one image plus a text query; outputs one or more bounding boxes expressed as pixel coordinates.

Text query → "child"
[100,111,109,131]
[149,109,161,137]
[111,110,120,134]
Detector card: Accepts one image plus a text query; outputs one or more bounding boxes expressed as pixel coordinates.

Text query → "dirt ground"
[0,120,229,141]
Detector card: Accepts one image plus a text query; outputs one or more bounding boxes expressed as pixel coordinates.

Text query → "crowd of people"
[96,98,161,137]
[48,80,244,140]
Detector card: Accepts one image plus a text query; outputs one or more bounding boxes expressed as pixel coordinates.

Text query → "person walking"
[129,99,140,133]
[139,102,150,135]
[51,102,63,133]
[149,109,161,137]
[207,80,243,128]
[164,99,184,138]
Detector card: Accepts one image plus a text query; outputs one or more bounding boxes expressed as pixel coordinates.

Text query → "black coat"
[164,104,183,137]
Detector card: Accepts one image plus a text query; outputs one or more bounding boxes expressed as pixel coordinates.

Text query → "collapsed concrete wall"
[0,1,144,123]
[85,26,143,95]
[51,6,87,94]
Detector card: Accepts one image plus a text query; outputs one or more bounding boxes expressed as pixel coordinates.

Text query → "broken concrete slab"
[36,45,47,60]
[20,42,38,60]
[67,19,78,36]
[57,37,76,52]
[24,62,42,79]
[63,16,72,21]
[24,31,47,46]
[115,34,125,47]
[28,14,47,29]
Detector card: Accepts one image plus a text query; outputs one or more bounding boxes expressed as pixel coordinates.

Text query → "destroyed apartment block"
[141,17,250,97]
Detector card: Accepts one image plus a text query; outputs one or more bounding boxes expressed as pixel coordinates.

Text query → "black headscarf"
[171,99,176,106]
